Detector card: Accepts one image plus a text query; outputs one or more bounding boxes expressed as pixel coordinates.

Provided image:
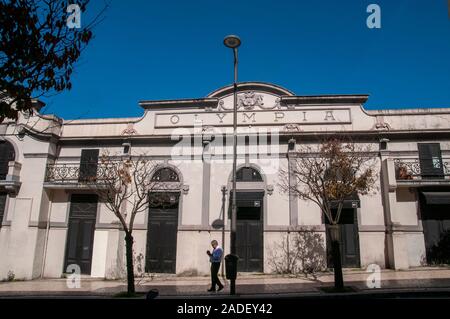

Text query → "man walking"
[207,240,224,292]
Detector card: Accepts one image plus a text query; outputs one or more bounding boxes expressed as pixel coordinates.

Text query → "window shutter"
[79,149,99,182]
[418,143,443,178]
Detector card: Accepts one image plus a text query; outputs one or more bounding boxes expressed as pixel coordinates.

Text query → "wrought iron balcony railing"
[394,158,450,181]
[45,162,110,183]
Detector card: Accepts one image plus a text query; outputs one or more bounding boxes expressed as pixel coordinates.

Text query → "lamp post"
[223,34,240,295]
[220,186,227,278]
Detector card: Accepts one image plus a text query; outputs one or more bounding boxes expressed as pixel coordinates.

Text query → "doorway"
[232,191,264,272]
[145,192,180,273]
[419,191,450,264]
[64,194,98,274]
[325,208,361,268]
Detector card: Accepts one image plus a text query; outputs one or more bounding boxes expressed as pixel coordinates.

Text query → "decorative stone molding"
[121,123,138,135]
[205,104,215,112]
[218,100,225,111]
[0,161,22,194]
[264,225,326,232]
[374,122,391,130]
[0,180,21,195]
[202,125,214,132]
[181,184,189,194]
[202,126,215,144]
[286,104,296,110]
[274,97,281,109]
[178,225,227,231]
[218,92,282,111]
[372,116,391,131]
[237,91,264,110]
[266,184,274,195]
[386,223,423,233]
[23,153,56,159]
[283,123,302,132]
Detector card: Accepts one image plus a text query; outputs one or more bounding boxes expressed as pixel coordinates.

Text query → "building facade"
[0,82,449,279]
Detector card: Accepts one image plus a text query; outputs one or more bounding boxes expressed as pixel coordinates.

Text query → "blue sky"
[43,0,450,119]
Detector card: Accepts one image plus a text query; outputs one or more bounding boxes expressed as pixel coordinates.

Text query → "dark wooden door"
[235,192,264,272]
[146,193,179,273]
[421,202,450,264]
[418,143,443,179]
[237,218,263,272]
[64,194,98,274]
[78,149,99,182]
[326,208,361,268]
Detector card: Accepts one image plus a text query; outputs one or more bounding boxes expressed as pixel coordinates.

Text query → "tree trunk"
[124,232,135,294]
[329,224,344,290]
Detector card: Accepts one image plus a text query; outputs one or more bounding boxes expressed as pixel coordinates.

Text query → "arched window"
[236,167,262,182]
[151,167,180,182]
[0,141,15,180]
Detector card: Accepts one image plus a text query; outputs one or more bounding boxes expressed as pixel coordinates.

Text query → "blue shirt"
[209,246,223,263]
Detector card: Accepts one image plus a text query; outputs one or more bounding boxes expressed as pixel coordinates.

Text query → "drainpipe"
[287,138,296,273]
[379,138,394,269]
[41,191,54,278]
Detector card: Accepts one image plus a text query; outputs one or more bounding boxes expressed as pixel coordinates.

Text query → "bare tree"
[279,137,377,290]
[0,0,107,122]
[82,152,171,295]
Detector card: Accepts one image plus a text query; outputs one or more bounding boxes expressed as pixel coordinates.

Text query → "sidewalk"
[1,267,450,298]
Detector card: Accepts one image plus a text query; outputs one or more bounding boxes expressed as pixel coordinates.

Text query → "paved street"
[1,266,450,298]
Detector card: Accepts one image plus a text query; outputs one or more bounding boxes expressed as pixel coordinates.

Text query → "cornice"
[281,94,369,105]
[139,98,219,110]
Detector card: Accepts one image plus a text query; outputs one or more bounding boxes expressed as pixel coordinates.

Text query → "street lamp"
[223,34,240,295]
[223,35,241,49]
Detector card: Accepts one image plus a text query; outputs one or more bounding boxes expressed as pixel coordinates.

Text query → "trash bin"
[224,254,239,280]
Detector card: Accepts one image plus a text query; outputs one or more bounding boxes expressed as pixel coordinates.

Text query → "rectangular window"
[78,149,99,182]
[0,193,7,227]
[418,143,444,178]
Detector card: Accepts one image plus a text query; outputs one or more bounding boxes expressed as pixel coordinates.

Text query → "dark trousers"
[210,262,223,289]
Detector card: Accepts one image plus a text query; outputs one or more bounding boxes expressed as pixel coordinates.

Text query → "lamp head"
[223,35,241,49]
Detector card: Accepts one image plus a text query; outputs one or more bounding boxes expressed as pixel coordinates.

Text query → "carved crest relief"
[237,91,264,110]
[121,123,138,135]
[218,91,288,111]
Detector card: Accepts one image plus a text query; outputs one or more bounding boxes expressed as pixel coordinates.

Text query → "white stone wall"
[43,228,67,277]
[176,230,228,275]
[359,232,385,268]
[390,189,419,225]
[0,130,54,280]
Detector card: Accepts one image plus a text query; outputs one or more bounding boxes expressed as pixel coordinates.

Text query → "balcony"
[394,157,450,186]
[44,162,110,189]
